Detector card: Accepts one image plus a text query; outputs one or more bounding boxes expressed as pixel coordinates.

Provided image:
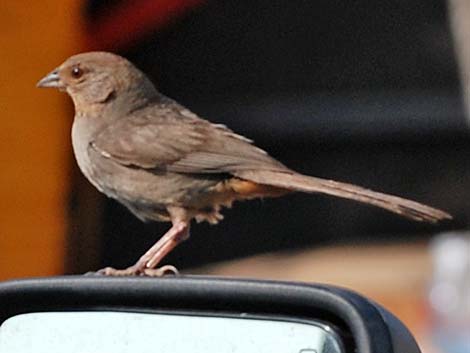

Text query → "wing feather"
[90,104,287,174]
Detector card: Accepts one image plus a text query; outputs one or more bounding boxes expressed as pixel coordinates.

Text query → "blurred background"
[1,1,469,352]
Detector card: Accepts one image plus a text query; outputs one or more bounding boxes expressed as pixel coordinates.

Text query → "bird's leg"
[97,218,190,277]
[136,220,190,274]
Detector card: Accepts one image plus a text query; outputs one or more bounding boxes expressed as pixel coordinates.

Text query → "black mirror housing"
[0,276,421,353]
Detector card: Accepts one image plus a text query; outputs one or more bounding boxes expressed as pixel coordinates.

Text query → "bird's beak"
[37,69,62,89]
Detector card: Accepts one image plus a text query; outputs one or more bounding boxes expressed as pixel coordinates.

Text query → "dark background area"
[75,0,469,270]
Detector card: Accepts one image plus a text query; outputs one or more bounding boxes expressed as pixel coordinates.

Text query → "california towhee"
[38,52,451,276]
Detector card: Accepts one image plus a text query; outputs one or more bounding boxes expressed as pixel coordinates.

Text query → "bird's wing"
[90,105,288,174]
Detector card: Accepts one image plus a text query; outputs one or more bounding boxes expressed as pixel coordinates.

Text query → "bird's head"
[37,52,158,113]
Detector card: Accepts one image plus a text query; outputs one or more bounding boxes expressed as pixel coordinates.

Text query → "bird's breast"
[71,118,108,193]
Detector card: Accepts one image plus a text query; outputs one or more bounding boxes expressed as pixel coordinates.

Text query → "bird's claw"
[142,265,179,277]
[92,264,179,277]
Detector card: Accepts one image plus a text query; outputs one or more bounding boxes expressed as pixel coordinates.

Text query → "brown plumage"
[37,52,451,276]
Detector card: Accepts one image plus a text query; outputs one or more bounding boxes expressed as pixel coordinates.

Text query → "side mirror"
[0,276,420,353]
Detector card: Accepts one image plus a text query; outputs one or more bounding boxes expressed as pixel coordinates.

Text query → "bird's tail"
[235,170,451,223]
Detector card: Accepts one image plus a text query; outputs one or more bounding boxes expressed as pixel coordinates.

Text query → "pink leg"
[137,221,189,270]
[98,219,190,277]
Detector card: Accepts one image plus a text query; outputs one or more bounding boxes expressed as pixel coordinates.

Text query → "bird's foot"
[95,266,140,276]
[95,264,178,277]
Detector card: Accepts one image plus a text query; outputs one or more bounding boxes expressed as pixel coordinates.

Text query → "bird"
[37,51,451,276]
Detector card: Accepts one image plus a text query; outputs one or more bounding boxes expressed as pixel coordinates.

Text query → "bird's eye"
[71,66,83,79]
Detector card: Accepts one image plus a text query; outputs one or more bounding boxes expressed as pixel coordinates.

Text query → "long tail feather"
[236,170,451,223]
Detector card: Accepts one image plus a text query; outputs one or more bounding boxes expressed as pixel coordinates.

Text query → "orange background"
[0,1,82,279]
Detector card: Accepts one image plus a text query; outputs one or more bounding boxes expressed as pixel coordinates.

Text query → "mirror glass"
[0,311,344,353]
